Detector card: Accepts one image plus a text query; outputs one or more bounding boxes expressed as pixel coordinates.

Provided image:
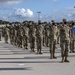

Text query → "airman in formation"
[2,19,75,63]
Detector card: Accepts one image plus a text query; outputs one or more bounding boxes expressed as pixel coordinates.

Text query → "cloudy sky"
[0,0,75,22]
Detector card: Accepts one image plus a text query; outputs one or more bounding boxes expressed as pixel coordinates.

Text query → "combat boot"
[26,47,28,49]
[39,49,42,54]
[50,53,53,59]
[72,51,75,53]
[25,46,28,49]
[32,49,35,52]
[30,48,35,52]
[53,52,57,59]
[69,50,72,53]
[60,56,64,63]
[64,57,70,62]
[30,48,33,52]
[39,52,42,54]
[37,49,39,54]
[20,45,22,48]
[53,55,57,59]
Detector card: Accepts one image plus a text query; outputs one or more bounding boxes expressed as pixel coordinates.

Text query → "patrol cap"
[71,21,75,25]
[38,20,42,24]
[51,20,55,23]
[62,19,67,22]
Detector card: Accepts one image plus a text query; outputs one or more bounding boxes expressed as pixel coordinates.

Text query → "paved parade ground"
[0,38,75,75]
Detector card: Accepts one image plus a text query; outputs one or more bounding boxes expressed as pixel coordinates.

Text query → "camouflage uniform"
[14,25,18,46]
[60,19,70,62]
[3,25,9,43]
[18,25,23,48]
[0,27,2,41]
[57,26,60,44]
[29,25,36,52]
[22,25,29,49]
[12,25,16,46]
[9,25,13,44]
[45,24,49,47]
[69,22,75,53]
[2,27,4,37]
[15,25,22,48]
[12,25,15,45]
[43,26,45,46]
[36,23,44,54]
[49,21,57,59]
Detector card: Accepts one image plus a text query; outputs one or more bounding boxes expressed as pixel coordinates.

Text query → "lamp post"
[37,12,41,21]
[17,14,22,23]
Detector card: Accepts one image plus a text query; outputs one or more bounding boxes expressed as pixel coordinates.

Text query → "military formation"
[1,19,75,63]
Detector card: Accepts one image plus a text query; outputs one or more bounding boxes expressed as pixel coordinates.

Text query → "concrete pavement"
[0,38,75,75]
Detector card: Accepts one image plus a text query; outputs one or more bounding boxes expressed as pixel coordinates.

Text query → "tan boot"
[60,56,64,63]
[64,57,70,62]
[30,48,33,52]
[37,49,39,54]
[69,50,72,53]
[53,54,57,59]
[53,52,57,59]
[72,51,75,53]
[50,53,53,59]
[32,49,35,52]
[39,49,42,54]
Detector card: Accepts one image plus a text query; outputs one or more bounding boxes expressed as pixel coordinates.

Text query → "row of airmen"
[2,19,75,63]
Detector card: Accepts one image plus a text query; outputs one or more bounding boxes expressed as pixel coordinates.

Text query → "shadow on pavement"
[0,67,32,70]
[69,54,75,57]
[0,61,60,63]
[0,52,35,55]
[0,56,61,60]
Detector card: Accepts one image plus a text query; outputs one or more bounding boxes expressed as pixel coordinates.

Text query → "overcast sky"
[0,0,75,22]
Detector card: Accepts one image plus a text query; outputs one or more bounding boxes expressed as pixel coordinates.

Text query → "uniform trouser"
[23,36,28,48]
[10,35,13,44]
[16,37,18,46]
[20,36,22,46]
[4,35,8,43]
[43,36,45,46]
[60,40,69,57]
[14,36,17,45]
[17,36,22,47]
[45,36,49,46]
[57,35,60,44]
[49,39,56,54]
[70,40,75,51]
[36,37,42,52]
[30,37,35,49]
[0,33,1,40]
[13,36,15,45]
[10,36,13,44]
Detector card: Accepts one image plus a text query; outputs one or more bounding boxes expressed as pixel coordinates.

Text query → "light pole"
[37,12,41,21]
[17,14,22,23]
